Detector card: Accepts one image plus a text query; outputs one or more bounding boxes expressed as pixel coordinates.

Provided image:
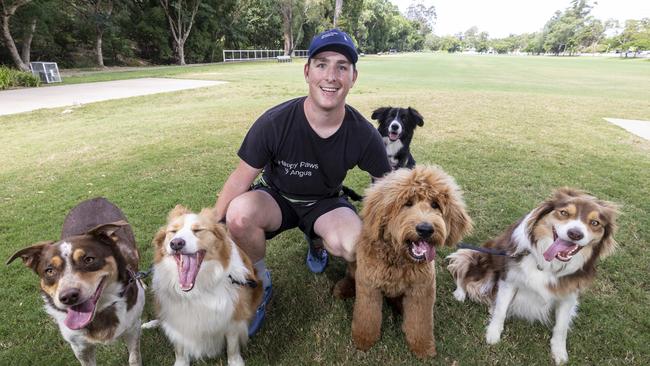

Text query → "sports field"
[1,53,649,365]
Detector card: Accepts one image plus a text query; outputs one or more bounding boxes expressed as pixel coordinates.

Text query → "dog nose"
[416,223,434,238]
[170,238,185,251]
[59,288,80,305]
[390,124,399,131]
[567,228,584,241]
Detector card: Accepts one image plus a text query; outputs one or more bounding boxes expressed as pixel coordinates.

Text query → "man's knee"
[322,229,359,262]
[226,196,256,235]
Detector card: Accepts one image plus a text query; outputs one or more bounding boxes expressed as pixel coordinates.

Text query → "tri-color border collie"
[149,205,262,366]
[371,106,424,170]
[7,197,145,366]
[447,188,619,365]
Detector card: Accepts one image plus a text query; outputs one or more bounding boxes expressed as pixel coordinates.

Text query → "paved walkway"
[604,118,650,141]
[0,78,225,116]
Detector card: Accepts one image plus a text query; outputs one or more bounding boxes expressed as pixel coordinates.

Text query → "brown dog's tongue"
[64,299,95,330]
[543,238,574,262]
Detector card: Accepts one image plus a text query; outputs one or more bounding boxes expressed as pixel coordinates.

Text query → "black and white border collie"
[7,197,144,366]
[447,188,619,365]
[371,106,424,170]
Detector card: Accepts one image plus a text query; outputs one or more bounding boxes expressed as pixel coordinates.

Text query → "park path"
[0,78,225,116]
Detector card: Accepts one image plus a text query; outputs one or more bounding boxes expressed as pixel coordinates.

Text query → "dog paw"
[141,319,159,329]
[551,339,568,365]
[410,341,437,358]
[453,288,466,302]
[485,325,502,345]
[227,355,245,366]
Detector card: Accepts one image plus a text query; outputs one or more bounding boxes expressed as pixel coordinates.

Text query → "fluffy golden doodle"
[352,165,473,358]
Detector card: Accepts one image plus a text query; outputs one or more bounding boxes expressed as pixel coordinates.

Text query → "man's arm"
[214,159,262,221]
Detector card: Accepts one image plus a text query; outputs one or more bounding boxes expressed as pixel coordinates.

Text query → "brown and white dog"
[150,205,262,366]
[6,197,144,366]
[447,188,619,365]
[352,166,473,358]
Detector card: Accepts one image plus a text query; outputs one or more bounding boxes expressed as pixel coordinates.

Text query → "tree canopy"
[1,0,648,69]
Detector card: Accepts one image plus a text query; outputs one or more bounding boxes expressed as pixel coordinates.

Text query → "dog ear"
[408,107,424,127]
[371,107,390,121]
[443,193,473,246]
[168,204,191,220]
[87,220,129,239]
[596,199,620,259]
[6,241,54,273]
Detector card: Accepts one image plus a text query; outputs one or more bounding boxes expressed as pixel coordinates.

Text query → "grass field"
[1,53,649,365]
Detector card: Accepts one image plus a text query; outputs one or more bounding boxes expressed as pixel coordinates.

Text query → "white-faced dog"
[371,106,424,170]
[447,188,619,365]
[7,197,145,366]
[150,205,262,366]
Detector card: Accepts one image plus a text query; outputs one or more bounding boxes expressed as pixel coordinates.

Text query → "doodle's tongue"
[175,251,205,291]
[412,239,436,262]
[389,132,400,141]
[543,238,577,262]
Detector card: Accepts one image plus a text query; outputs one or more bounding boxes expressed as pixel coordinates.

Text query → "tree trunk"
[95,27,104,67]
[281,1,293,56]
[334,0,343,28]
[0,0,33,71]
[20,17,36,65]
[176,40,186,65]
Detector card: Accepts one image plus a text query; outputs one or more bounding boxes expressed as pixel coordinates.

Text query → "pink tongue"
[389,132,399,141]
[415,240,436,262]
[178,253,200,291]
[543,238,574,262]
[64,300,95,330]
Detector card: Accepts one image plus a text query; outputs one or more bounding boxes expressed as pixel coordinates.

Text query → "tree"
[67,0,118,67]
[159,0,201,65]
[405,0,435,34]
[1,0,32,70]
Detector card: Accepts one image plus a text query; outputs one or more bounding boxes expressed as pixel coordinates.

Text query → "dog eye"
[431,202,440,209]
[84,256,95,264]
[45,266,55,276]
[559,210,569,217]
[168,230,177,235]
[404,200,413,207]
[590,220,600,227]
[192,229,204,233]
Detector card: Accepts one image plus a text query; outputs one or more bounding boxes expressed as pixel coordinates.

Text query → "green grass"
[1,53,649,365]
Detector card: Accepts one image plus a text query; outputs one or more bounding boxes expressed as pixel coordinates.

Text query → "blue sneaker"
[305,234,328,273]
[248,270,272,337]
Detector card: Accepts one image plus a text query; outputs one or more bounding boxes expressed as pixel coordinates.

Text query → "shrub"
[0,66,41,90]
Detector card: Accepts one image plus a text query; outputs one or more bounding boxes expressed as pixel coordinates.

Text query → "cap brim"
[310,44,357,64]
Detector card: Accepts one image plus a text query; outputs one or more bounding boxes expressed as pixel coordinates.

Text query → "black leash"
[457,242,524,259]
[119,266,154,297]
[228,275,258,288]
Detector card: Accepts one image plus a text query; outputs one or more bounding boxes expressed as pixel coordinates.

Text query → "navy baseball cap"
[308,29,358,65]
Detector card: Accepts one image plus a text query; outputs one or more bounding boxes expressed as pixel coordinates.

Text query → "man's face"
[304,51,357,112]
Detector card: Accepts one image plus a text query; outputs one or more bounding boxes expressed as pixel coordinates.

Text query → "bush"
[0,66,41,90]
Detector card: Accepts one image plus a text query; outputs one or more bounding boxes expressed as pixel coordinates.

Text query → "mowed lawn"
[1,53,649,365]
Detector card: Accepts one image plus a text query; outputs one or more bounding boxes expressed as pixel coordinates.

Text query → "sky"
[389,0,650,38]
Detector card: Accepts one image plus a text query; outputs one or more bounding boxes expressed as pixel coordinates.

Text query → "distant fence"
[223,49,308,62]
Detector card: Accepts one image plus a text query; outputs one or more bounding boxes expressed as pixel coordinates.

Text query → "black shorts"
[253,184,356,240]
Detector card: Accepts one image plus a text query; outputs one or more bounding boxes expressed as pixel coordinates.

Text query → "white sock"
[254,259,271,288]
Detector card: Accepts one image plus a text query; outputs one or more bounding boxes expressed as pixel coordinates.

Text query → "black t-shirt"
[238,97,391,201]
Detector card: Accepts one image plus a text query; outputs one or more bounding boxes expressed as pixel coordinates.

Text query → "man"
[214,29,391,336]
